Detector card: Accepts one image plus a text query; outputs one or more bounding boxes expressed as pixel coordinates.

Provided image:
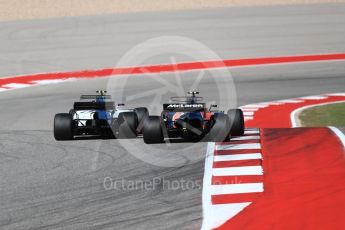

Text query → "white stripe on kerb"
[0,88,8,92]
[300,96,327,100]
[210,183,264,195]
[259,102,283,106]
[213,166,263,176]
[244,130,260,135]
[231,135,260,141]
[216,143,261,151]
[2,83,31,88]
[32,79,66,84]
[214,153,262,162]
[244,117,253,121]
[243,111,254,116]
[241,108,259,112]
[242,104,268,108]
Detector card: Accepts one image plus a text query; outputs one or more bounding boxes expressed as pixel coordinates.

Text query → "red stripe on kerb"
[1,53,345,87]
[217,128,345,230]
[213,159,262,168]
[241,133,260,136]
[212,193,263,205]
[212,175,263,185]
[217,139,260,145]
[214,149,260,155]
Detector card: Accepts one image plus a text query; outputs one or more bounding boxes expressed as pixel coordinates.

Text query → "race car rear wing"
[80,95,112,100]
[170,96,203,103]
[74,101,115,110]
[163,103,205,112]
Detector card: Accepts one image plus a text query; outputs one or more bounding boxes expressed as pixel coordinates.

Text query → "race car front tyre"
[143,116,164,144]
[134,107,149,134]
[227,109,245,136]
[117,112,138,138]
[54,113,73,140]
[206,113,230,142]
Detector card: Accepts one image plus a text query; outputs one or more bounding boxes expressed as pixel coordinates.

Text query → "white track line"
[214,153,262,162]
[276,99,303,103]
[202,142,255,229]
[202,142,216,230]
[201,203,251,230]
[291,100,345,127]
[202,129,264,230]
[241,93,344,127]
[212,166,263,176]
[216,143,261,151]
[329,127,345,148]
[327,93,345,96]
[210,183,264,195]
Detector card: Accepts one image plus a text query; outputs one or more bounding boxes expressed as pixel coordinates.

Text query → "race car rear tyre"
[227,109,245,136]
[143,116,164,144]
[69,109,75,116]
[54,113,73,140]
[117,112,138,138]
[134,107,149,134]
[206,113,230,142]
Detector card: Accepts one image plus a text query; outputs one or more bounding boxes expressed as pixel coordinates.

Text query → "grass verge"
[299,102,345,126]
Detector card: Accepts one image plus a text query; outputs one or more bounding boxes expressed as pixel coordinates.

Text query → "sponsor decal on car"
[167,103,204,109]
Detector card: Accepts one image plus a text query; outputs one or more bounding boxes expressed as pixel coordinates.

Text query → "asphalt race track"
[0,3,345,230]
[1,3,345,77]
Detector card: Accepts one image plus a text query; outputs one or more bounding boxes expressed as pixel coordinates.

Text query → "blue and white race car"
[54,90,148,140]
[143,91,244,144]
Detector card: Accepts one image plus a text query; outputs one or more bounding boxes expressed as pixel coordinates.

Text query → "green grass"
[299,102,345,127]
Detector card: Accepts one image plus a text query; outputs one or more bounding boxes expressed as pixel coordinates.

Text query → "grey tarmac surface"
[0,3,344,77]
[0,3,345,230]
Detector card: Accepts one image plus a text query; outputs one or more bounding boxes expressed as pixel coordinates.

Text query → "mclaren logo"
[167,104,203,108]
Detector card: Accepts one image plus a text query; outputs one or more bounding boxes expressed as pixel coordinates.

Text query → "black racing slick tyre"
[143,116,164,144]
[227,109,245,136]
[134,107,149,134]
[206,113,230,142]
[117,112,138,138]
[69,109,75,116]
[54,113,73,140]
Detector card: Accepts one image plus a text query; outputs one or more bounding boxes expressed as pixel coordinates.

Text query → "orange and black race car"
[143,91,245,144]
